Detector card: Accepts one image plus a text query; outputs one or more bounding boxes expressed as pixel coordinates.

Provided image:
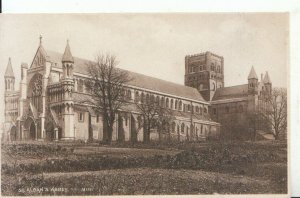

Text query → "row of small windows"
[5,98,18,110]
[134,91,208,114]
[71,77,209,115]
[5,79,14,90]
[189,65,207,73]
[188,63,222,74]
[212,105,244,115]
[210,63,222,73]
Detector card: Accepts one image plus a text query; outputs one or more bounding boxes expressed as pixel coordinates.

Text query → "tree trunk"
[107,123,114,144]
[143,124,150,143]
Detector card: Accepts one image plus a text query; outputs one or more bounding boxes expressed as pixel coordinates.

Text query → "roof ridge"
[45,49,206,102]
[46,49,200,91]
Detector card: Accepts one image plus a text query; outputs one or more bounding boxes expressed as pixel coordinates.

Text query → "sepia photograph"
[0,13,288,196]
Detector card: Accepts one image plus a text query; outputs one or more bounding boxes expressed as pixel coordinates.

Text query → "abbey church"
[2,37,271,142]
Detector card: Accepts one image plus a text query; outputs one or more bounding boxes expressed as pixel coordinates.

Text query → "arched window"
[170,99,173,109]
[141,93,145,103]
[150,94,154,103]
[175,100,178,110]
[172,122,176,133]
[146,93,149,103]
[181,123,185,134]
[179,101,182,110]
[204,107,207,114]
[156,96,160,104]
[135,91,139,102]
[160,97,165,107]
[196,106,199,113]
[78,79,83,92]
[212,82,216,91]
[166,98,169,108]
[187,104,191,111]
[127,90,131,100]
[211,63,215,71]
[177,125,180,133]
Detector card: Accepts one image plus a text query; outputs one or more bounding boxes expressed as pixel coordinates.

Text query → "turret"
[62,40,74,79]
[4,58,15,92]
[263,71,272,95]
[61,40,75,140]
[248,66,258,95]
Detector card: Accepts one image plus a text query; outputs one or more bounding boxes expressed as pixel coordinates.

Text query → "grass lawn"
[1,140,287,195]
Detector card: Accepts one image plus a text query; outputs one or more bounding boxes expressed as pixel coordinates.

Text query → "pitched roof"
[62,41,74,63]
[212,84,248,101]
[263,71,271,84]
[5,58,15,78]
[248,66,258,79]
[46,50,206,102]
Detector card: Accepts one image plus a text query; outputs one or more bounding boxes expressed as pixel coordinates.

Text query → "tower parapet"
[184,51,224,101]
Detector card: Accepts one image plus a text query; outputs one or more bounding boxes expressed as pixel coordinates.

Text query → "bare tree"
[156,107,175,142]
[259,88,287,140]
[135,96,174,143]
[247,111,261,141]
[86,54,132,144]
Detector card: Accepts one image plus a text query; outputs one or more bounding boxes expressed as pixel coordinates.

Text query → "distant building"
[185,52,272,140]
[3,37,221,142]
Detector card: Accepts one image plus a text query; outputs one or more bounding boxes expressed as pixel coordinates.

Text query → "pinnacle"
[4,57,15,78]
[62,40,74,63]
[248,66,258,80]
[263,71,271,84]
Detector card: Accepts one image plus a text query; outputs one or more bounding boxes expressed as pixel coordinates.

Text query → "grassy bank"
[1,140,287,195]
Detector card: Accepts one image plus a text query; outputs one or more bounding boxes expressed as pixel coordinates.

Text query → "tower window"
[181,123,185,134]
[79,112,84,122]
[96,115,100,123]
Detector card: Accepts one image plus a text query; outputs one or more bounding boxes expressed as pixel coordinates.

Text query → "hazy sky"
[0,13,288,123]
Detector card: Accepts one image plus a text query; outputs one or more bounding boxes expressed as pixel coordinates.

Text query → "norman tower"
[185,52,224,101]
[61,40,75,140]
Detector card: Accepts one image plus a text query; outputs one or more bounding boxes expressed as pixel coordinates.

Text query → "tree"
[156,107,175,142]
[259,88,287,140]
[86,54,132,144]
[135,96,174,143]
[247,111,261,141]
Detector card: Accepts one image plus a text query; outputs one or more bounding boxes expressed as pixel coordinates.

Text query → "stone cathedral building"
[2,38,271,142]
